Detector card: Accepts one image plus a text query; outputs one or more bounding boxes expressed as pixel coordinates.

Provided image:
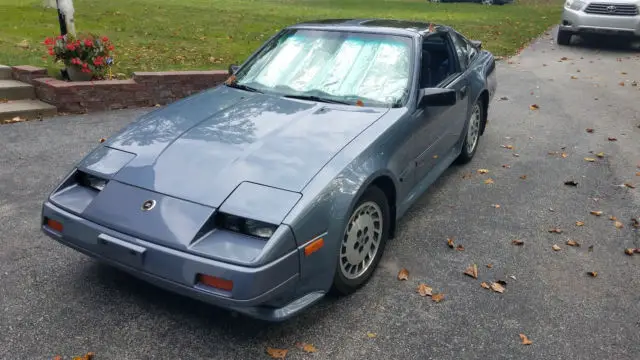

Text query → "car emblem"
[606,5,616,12]
[141,199,156,211]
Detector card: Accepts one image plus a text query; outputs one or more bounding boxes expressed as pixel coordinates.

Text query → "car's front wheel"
[456,100,483,164]
[331,186,390,295]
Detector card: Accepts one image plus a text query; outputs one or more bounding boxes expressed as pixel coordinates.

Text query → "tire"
[456,99,484,164]
[557,29,572,46]
[331,186,390,295]
[481,0,494,5]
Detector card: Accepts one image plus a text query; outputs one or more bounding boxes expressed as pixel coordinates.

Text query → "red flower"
[101,36,109,42]
[56,35,64,40]
[108,45,114,51]
[82,62,89,68]
[84,39,94,47]
[43,37,54,45]
[48,48,55,56]
[71,57,81,65]
[81,68,92,73]
[66,44,76,51]
[92,56,104,66]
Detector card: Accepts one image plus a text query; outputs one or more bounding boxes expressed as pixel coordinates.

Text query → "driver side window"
[450,32,470,71]
[420,35,457,88]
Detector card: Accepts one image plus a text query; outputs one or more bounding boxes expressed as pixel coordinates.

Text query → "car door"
[410,33,469,186]
[441,31,472,149]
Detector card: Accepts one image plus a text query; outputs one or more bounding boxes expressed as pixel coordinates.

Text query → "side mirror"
[229,64,240,75]
[418,88,457,108]
[470,40,482,50]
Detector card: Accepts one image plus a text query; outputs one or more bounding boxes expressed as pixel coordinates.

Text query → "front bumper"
[561,7,640,36]
[41,201,324,321]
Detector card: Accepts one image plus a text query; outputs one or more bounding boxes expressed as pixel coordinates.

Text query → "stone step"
[0,99,57,122]
[0,80,35,101]
[0,65,11,80]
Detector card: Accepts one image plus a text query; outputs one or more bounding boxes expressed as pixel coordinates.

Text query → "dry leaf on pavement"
[575,221,585,226]
[417,283,433,297]
[584,157,596,162]
[99,138,106,143]
[492,204,501,208]
[431,293,445,303]
[587,271,598,277]
[484,178,494,185]
[486,263,493,268]
[608,137,617,141]
[609,216,617,221]
[481,282,490,289]
[590,210,603,216]
[477,168,489,174]
[564,180,579,186]
[519,334,533,345]
[266,347,288,359]
[502,164,511,168]
[501,144,514,150]
[632,218,639,228]
[529,104,539,110]
[625,248,635,256]
[520,175,527,180]
[490,282,505,293]
[296,343,318,353]
[456,244,465,251]
[552,244,561,251]
[588,245,594,252]
[548,228,563,234]
[624,183,636,189]
[614,221,624,229]
[566,240,580,247]
[595,152,605,158]
[447,238,455,248]
[464,264,478,279]
[366,332,377,338]
[561,152,568,158]
[586,128,594,133]
[397,268,409,281]
[512,239,524,246]
[636,172,640,177]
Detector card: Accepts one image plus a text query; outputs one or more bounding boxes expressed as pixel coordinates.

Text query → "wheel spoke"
[339,201,384,280]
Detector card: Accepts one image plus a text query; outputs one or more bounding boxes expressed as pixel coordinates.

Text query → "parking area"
[1,29,639,359]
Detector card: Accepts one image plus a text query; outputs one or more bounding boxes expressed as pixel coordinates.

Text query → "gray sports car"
[41,19,497,321]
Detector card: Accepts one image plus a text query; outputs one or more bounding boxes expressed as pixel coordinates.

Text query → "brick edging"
[12,66,229,113]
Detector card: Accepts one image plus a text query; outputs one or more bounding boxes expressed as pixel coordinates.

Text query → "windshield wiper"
[283,94,350,105]
[225,82,262,93]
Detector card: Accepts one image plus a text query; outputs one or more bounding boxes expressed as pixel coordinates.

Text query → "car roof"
[287,18,451,37]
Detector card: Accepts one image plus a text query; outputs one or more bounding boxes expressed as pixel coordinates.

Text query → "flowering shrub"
[44,34,114,78]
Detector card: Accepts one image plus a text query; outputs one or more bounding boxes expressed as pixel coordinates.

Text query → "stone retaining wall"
[12,66,229,113]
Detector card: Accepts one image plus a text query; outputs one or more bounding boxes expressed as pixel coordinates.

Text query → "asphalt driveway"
[1,29,639,360]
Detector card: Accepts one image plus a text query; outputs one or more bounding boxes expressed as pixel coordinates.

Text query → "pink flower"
[84,39,94,47]
[66,44,76,51]
[71,57,81,65]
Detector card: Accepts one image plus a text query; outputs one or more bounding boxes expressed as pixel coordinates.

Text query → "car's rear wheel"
[557,29,572,46]
[456,100,483,164]
[331,186,390,295]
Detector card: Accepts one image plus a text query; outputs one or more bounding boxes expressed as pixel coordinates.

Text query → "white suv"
[558,0,640,44]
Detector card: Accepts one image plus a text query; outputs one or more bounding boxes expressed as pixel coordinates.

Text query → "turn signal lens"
[304,237,324,256]
[46,218,63,233]
[197,274,233,291]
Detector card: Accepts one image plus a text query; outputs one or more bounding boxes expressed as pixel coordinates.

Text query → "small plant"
[44,33,114,80]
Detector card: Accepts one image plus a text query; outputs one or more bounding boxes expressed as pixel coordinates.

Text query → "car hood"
[96,86,388,207]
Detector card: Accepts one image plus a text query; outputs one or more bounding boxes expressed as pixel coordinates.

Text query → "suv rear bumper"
[561,7,640,36]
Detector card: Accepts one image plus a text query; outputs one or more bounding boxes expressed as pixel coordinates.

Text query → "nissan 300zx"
[41,19,497,321]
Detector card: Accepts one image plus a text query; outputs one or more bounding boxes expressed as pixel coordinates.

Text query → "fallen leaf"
[520,175,527,180]
[490,282,505,293]
[486,263,493,268]
[501,144,514,150]
[464,264,478,279]
[295,343,317,353]
[447,238,454,248]
[529,104,539,110]
[609,216,617,221]
[566,240,580,247]
[614,221,624,229]
[588,245,594,252]
[484,178,494,185]
[632,218,639,228]
[576,221,585,226]
[397,268,409,281]
[496,280,507,286]
[99,138,106,143]
[84,353,95,360]
[548,228,563,234]
[417,283,433,297]
[587,271,598,277]
[625,248,634,256]
[512,239,524,246]
[266,347,288,359]
[492,204,501,208]
[586,128,594,133]
[462,172,473,179]
[431,293,445,303]
[584,157,596,162]
[590,211,603,216]
[571,76,578,79]
[624,183,635,189]
[513,153,520,157]
[477,168,489,174]
[619,82,625,86]
[499,96,509,101]
[608,137,617,141]
[456,244,465,251]
[519,334,533,345]
[564,180,579,186]
[561,152,568,158]
[509,275,516,280]
[561,56,568,60]
[596,152,605,158]
[502,164,511,168]
[481,282,490,289]
[636,172,640,177]
[366,332,377,338]
[552,244,561,251]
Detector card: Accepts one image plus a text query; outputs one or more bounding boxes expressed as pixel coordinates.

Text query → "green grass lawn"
[0,0,562,77]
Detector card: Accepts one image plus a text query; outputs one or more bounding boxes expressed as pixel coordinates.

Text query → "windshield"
[233,29,413,108]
